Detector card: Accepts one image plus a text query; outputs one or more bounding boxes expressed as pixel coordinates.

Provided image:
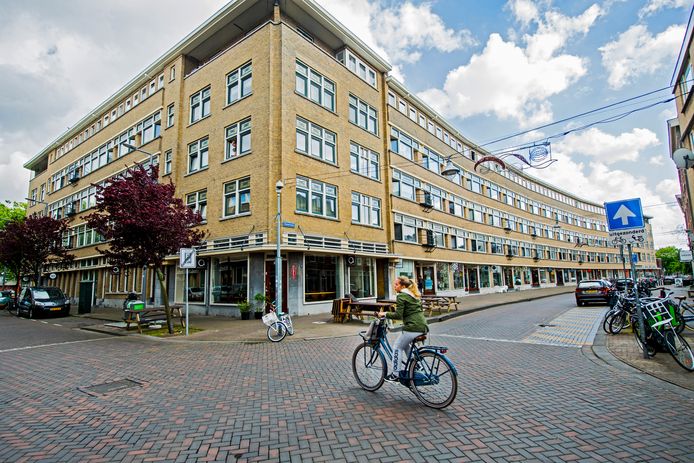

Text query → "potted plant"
[238,300,251,320]
[253,292,267,319]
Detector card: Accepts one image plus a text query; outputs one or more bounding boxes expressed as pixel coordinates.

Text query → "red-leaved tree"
[85,165,205,333]
[0,215,74,299]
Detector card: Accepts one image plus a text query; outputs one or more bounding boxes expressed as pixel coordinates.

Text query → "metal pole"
[185,268,189,336]
[620,244,626,278]
[275,182,283,315]
[629,243,648,359]
[141,265,147,308]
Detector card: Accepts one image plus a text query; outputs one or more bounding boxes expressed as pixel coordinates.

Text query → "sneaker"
[384,373,399,382]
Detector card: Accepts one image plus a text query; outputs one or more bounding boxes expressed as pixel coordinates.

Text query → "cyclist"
[378,276,429,382]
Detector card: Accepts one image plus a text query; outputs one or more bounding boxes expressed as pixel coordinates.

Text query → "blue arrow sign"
[632,253,638,264]
[604,198,644,231]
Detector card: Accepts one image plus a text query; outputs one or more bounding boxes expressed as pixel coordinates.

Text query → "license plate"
[50,307,62,311]
[584,290,598,294]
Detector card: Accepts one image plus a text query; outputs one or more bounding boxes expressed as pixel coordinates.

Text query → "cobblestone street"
[1,294,693,462]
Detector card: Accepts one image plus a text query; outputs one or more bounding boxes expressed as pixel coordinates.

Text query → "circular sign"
[49,273,57,280]
[22,276,29,282]
[112,267,120,274]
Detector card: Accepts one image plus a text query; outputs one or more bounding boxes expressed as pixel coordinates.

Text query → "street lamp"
[275,180,284,315]
[25,198,49,215]
[120,142,156,168]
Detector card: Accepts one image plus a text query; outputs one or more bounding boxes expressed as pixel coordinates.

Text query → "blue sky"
[0,0,691,247]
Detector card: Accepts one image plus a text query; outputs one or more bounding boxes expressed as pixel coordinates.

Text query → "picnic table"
[331,299,395,323]
[421,295,459,316]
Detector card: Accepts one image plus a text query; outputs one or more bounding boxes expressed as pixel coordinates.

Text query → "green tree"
[655,246,688,275]
[0,201,26,282]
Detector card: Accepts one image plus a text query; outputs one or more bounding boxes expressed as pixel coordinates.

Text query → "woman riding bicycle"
[378,276,428,382]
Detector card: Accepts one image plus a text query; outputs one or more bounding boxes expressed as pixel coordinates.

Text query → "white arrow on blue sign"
[604,198,644,231]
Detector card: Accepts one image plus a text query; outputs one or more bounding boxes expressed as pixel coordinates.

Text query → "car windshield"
[32,288,65,301]
[578,281,601,289]
[1,291,12,297]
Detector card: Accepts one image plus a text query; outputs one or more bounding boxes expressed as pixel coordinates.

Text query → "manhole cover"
[80,379,142,396]
[538,324,557,327]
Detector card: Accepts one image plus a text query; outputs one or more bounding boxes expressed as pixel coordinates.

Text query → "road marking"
[438,333,582,348]
[53,323,62,327]
[0,337,111,353]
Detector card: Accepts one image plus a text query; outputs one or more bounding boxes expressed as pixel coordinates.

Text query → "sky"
[0,0,691,249]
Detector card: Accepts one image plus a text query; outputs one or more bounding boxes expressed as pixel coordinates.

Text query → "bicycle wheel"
[267,321,287,342]
[608,312,627,335]
[409,351,458,409]
[664,330,694,371]
[602,312,614,334]
[633,321,656,357]
[352,343,386,391]
[285,318,294,336]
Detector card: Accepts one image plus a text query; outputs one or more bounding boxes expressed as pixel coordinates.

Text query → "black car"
[16,287,70,318]
[614,278,634,292]
[575,280,614,306]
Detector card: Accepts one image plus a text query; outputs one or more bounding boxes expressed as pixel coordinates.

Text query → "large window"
[394,215,417,243]
[186,190,207,221]
[188,137,208,173]
[390,127,415,160]
[295,117,336,164]
[227,62,252,104]
[349,257,374,299]
[296,176,337,219]
[392,170,417,201]
[211,258,247,304]
[223,177,251,217]
[350,142,379,180]
[225,118,252,160]
[349,95,377,135]
[190,87,211,123]
[304,255,337,302]
[336,48,377,87]
[175,267,206,303]
[351,192,381,227]
[295,60,335,111]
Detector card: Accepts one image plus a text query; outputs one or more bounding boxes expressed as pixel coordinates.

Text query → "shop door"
[265,260,288,312]
[503,267,514,289]
[531,269,540,287]
[556,270,564,286]
[78,281,94,314]
[420,266,436,295]
[376,259,387,300]
[466,266,479,292]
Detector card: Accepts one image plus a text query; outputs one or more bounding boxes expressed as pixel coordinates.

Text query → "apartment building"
[671,7,694,246]
[24,0,656,316]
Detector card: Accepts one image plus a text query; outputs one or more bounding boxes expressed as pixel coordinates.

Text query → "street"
[1,294,693,463]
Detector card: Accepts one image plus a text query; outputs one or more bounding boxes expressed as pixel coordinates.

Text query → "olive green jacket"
[386,289,428,333]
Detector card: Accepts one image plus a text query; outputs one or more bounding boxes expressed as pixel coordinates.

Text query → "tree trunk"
[155,266,174,334]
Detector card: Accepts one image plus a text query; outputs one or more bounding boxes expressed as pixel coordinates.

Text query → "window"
[296,176,337,219]
[170,66,176,81]
[164,150,172,175]
[349,257,374,298]
[295,61,335,111]
[681,62,693,101]
[388,92,396,106]
[186,190,207,221]
[352,192,381,227]
[349,95,377,135]
[223,177,251,217]
[225,118,252,160]
[304,255,338,302]
[167,104,175,128]
[190,87,211,123]
[188,137,209,173]
[350,142,379,180]
[394,215,417,243]
[295,117,336,164]
[210,258,246,304]
[392,170,417,201]
[390,127,416,160]
[336,48,377,87]
[158,74,164,90]
[227,62,252,104]
[138,113,161,144]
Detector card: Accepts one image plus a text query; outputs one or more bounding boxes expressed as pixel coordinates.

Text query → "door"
[265,260,287,312]
[420,266,435,295]
[78,281,94,314]
[531,269,540,287]
[466,266,479,292]
[504,267,514,289]
[556,270,565,286]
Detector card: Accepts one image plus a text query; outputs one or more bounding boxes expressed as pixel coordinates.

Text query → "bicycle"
[351,317,458,409]
[633,300,694,371]
[262,304,294,342]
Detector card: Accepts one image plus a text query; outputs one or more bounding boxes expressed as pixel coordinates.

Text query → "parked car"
[575,280,615,306]
[0,290,15,310]
[16,287,70,318]
[662,276,674,285]
[614,278,634,292]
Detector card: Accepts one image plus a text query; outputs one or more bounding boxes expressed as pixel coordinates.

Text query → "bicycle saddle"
[413,334,427,343]
[674,296,686,301]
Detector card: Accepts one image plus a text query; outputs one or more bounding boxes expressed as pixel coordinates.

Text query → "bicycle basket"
[642,301,672,328]
[262,312,279,326]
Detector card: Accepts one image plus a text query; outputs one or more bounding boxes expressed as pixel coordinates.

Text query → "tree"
[0,215,74,299]
[0,201,27,282]
[655,246,687,275]
[85,165,205,334]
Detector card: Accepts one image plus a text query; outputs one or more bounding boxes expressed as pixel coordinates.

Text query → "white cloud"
[418,4,602,127]
[507,0,540,27]
[558,127,659,164]
[600,24,685,89]
[649,156,665,166]
[656,178,680,197]
[639,0,691,18]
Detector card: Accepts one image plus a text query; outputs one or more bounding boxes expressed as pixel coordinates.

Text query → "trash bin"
[126,300,145,311]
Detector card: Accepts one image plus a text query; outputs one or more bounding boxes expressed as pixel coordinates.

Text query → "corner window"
[227,62,252,104]
[295,60,335,111]
[296,176,337,219]
[296,117,336,164]
[225,118,252,160]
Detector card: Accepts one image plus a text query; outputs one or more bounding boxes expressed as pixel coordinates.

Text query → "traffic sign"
[631,253,638,264]
[680,249,693,262]
[609,228,646,246]
[282,221,296,228]
[604,198,644,231]
[179,248,197,269]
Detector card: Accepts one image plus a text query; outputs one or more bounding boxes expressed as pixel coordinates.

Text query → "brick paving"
[1,292,693,462]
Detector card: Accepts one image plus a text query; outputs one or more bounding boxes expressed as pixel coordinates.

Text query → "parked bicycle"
[352,317,458,409]
[262,304,294,342]
[633,299,694,371]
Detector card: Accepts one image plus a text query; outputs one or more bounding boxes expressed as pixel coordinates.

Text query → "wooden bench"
[331,298,351,323]
[123,306,185,334]
[421,296,459,317]
[688,290,694,299]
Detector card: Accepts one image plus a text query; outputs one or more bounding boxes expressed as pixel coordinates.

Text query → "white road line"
[438,333,581,348]
[0,337,112,353]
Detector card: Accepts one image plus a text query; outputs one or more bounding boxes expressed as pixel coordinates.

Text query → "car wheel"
[28,308,33,319]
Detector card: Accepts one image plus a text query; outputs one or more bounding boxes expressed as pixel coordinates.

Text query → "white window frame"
[296,176,338,219]
[190,87,211,123]
[296,117,336,164]
[350,142,380,180]
[226,62,252,105]
[348,95,377,135]
[351,192,381,227]
[225,118,252,160]
[295,60,335,111]
[188,137,209,173]
[164,150,172,175]
[186,190,207,221]
[223,176,251,218]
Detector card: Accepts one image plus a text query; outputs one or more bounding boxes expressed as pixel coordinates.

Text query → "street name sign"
[179,248,197,269]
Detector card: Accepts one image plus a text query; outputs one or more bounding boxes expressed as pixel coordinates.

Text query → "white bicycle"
[262,306,294,342]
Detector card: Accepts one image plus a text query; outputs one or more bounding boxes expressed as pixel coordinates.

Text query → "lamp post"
[275,180,284,315]
[25,198,49,215]
[120,142,156,168]
[672,148,694,285]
